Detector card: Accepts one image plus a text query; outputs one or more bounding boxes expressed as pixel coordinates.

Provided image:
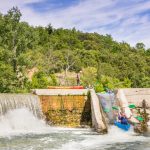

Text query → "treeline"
[0,7,150,93]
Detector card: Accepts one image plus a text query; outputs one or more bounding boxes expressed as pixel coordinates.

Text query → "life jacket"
[118,116,128,125]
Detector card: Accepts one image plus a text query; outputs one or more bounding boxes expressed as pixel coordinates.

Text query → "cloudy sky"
[0,0,150,48]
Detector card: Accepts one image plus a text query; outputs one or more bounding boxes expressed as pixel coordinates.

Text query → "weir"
[0,90,150,150]
[33,89,91,127]
[33,89,108,133]
[0,90,108,134]
[0,88,149,134]
[0,94,43,119]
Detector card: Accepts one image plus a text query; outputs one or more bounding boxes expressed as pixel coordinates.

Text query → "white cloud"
[0,0,150,48]
[0,0,42,12]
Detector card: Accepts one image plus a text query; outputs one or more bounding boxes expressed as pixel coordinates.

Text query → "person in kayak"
[118,112,128,125]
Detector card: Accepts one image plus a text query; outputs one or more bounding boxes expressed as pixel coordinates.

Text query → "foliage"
[80,67,97,87]
[29,72,57,89]
[0,7,150,93]
[94,76,132,93]
[0,63,16,92]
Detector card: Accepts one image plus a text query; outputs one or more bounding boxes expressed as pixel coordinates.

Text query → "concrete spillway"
[0,88,149,136]
[0,94,43,119]
[33,89,108,133]
[0,89,108,134]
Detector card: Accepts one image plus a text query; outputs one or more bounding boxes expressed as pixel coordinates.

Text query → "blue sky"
[0,0,150,48]
[26,0,78,12]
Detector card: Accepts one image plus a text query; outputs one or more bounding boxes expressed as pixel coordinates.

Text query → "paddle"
[128,104,136,109]
[104,108,110,113]
[135,116,144,121]
[112,106,119,110]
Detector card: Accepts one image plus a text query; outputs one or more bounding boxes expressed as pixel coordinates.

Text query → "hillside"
[0,7,150,93]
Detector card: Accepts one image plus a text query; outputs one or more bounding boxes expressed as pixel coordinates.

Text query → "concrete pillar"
[90,89,108,134]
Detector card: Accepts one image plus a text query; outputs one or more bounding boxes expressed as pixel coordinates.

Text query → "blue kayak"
[114,121,130,131]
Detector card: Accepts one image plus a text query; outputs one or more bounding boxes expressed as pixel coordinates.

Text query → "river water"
[0,108,149,150]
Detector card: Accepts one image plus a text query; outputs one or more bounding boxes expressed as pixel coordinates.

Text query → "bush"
[29,72,57,89]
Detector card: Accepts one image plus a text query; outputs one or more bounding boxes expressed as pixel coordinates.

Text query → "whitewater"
[0,108,149,150]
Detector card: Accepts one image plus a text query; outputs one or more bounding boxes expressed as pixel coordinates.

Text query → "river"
[0,108,149,150]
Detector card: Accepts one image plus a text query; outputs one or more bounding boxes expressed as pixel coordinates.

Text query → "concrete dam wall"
[120,88,150,107]
[1,88,149,133]
[33,89,108,133]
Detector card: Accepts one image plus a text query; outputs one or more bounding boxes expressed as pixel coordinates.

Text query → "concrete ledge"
[32,89,89,96]
[121,88,150,107]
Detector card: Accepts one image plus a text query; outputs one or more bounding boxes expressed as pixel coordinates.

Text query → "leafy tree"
[140,76,150,88]
[136,42,145,49]
[80,67,97,87]
[0,63,16,92]
[95,76,132,92]
[0,7,150,93]
[46,23,53,35]
[3,7,22,72]
[29,72,57,89]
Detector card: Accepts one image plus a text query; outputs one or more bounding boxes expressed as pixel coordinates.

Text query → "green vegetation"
[0,7,150,93]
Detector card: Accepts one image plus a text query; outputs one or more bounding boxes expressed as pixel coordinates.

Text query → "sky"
[0,0,150,48]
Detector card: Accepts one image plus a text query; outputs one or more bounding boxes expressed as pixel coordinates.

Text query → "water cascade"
[0,94,43,119]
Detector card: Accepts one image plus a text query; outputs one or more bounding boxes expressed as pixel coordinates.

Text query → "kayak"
[114,121,130,131]
[48,86,84,89]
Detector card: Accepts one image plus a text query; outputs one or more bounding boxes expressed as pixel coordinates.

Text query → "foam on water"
[0,108,52,137]
[55,126,150,150]
[0,108,149,150]
[0,108,90,137]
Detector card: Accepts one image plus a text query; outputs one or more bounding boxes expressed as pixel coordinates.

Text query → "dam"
[32,88,107,133]
[0,88,149,150]
[0,88,149,133]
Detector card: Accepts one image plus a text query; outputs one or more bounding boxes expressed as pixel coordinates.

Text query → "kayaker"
[118,112,128,125]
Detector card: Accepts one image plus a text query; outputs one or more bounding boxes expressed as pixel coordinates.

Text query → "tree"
[62,49,81,85]
[140,76,150,88]
[29,72,57,89]
[95,76,132,92]
[46,23,53,35]
[4,7,22,72]
[80,67,97,87]
[0,63,16,92]
[0,7,149,92]
[136,43,145,50]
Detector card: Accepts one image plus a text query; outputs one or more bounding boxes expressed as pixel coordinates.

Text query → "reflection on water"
[0,108,149,150]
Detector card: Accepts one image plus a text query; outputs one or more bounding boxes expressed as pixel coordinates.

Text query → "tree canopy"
[0,7,150,92]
